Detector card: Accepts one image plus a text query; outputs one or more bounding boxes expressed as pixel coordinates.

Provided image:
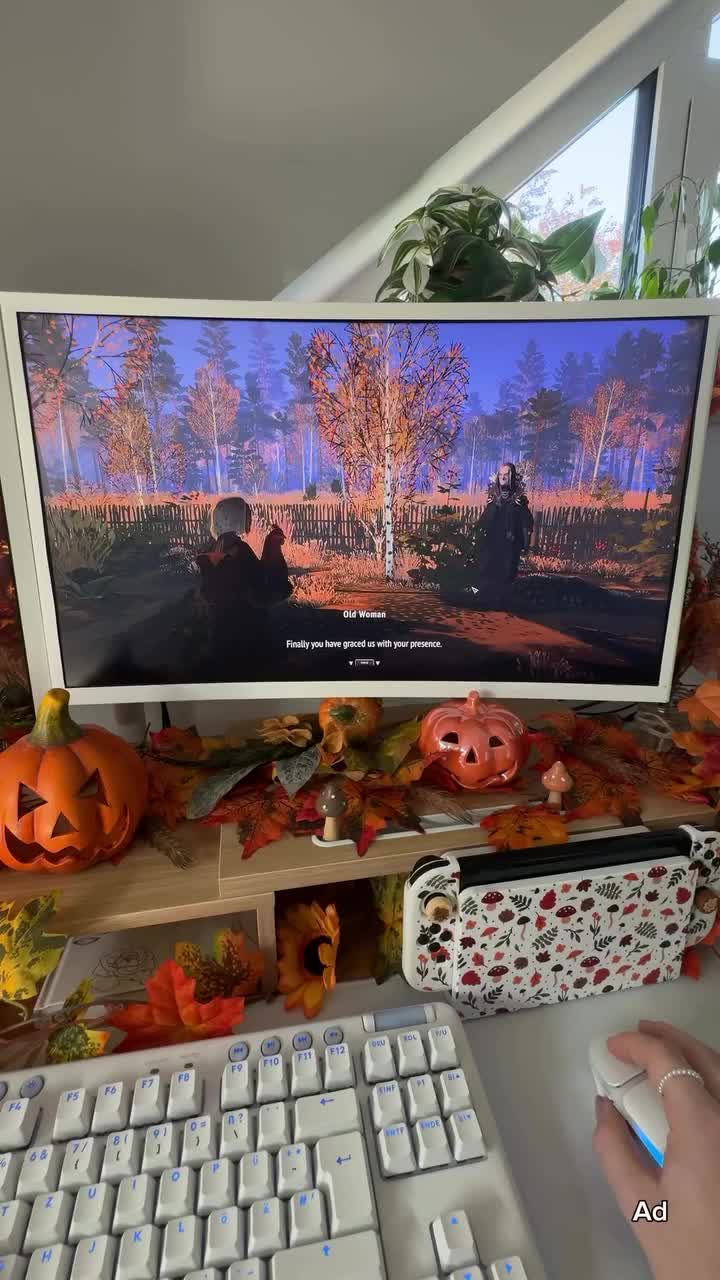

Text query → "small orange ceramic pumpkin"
[318,697,382,743]
[419,690,528,790]
[0,689,148,873]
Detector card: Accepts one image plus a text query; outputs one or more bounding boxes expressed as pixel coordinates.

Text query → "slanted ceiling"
[0,0,627,300]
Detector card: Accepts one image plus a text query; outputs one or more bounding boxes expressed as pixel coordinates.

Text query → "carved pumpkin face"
[419,691,528,790]
[0,690,148,874]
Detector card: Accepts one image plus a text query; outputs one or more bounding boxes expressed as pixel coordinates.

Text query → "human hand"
[593,1021,720,1280]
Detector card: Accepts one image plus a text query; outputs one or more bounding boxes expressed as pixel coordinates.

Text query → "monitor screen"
[10,306,710,699]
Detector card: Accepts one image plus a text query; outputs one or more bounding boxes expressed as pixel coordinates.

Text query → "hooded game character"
[197,496,292,675]
[474,462,534,587]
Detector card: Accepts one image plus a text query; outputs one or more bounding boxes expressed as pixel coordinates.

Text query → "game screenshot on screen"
[18,312,705,688]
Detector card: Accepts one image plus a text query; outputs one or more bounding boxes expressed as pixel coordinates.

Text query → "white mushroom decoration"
[541,760,573,811]
[317,779,348,842]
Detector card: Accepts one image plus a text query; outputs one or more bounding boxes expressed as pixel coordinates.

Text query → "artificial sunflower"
[258,715,313,748]
[276,902,340,1019]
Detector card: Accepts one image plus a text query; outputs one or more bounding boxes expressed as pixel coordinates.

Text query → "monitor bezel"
[1,292,718,706]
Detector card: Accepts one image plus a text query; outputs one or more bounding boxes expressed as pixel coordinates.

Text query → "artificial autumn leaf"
[175,929,264,1000]
[258,715,313,748]
[47,1023,109,1064]
[109,959,245,1052]
[343,784,423,856]
[480,804,568,851]
[144,758,202,828]
[691,737,720,785]
[679,682,720,729]
[372,718,421,777]
[320,721,346,761]
[148,726,206,760]
[371,874,406,982]
[686,600,720,675]
[200,778,297,860]
[0,895,65,1013]
[566,759,641,822]
[639,748,710,805]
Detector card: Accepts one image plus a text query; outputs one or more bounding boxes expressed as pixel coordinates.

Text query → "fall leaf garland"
[108,960,245,1053]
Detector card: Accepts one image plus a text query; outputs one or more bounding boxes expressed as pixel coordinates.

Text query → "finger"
[607,1030,707,1126]
[638,1020,720,1103]
[593,1095,658,1222]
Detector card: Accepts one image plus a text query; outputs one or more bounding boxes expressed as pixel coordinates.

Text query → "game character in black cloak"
[474,463,534,587]
[197,497,292,675]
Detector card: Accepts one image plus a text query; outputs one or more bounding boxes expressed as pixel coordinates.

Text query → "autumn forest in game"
[17,312,705,688]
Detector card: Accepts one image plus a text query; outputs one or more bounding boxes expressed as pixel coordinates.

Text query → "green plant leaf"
[402,255,430,298]
[508,264,541,300]
[571,244,596,284]
[708,240,720,267]
[540,211,603,275]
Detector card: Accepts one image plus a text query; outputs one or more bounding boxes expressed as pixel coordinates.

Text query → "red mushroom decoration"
[419,692,529,790]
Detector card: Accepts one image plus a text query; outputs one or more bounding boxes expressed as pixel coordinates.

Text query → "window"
[510,80,655,296]
[709,14,720,59]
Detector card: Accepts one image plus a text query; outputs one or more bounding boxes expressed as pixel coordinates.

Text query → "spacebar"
[271,1230,385,1279]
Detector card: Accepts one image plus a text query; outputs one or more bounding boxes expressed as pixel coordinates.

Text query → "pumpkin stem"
[29,689,84,748]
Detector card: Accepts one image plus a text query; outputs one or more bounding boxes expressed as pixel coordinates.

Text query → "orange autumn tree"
[570,377,633,491]
[308,323,468,578]
[100,401,154,499]
[186,360,241,493]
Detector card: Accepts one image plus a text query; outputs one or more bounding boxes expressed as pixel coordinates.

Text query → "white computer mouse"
[589,1035,669,1166]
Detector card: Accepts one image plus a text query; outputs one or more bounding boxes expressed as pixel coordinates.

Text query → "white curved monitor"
[1,294,717,705]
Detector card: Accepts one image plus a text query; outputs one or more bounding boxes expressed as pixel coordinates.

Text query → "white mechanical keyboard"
[0,1003,545,1280]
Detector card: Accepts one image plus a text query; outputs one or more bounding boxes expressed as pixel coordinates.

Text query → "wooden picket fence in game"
[71,499,661,561]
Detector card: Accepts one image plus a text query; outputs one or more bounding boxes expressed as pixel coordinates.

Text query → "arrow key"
[487,1259,528,1280]
[315,1131,376,1237]
[450,1270,483,1280]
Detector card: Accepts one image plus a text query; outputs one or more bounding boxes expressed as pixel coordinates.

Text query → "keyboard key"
[204,1205,244,1268]
[26,1244,72,1280]
[397,1031,428,1077]
[294,1090,361,1145]
[92,1082,129,1135]
[24,1190,74,1252]
[0,1198,30,1253]
[54,1090,92,1143]
[141,1123,179,1176]
[272,1229,384,1279]
[0,1255,27,1279]
[69,1183,115,1242]
[377,1122,416,1177]
[291,1051,322,1098]
[371,1081,405,1130]
[160,1213,203,1277]
[414,1117,451,1169]
[220,1111,252,1160]
[237,1151,274,1207]
[428,1025,458,1071]
[17,1146,62,1199]
[156,1167,196,1225]
[130,1076,165,1128]
[261,1037,281,1056]
[324,1028,344,1047]
[59,1139,102,1194]
[167,1070,202,1121]
[0,1153,19,1201]
[182,1116,216,1168]
[228,1264,265,1280]
[19,1080,43,1102]
[277,1144,312,1199]
[198,1158,235,1215]
[406,1074,438,1122]
[114,1174,157,1233]
[0,1100,38,1150]
[432,1210,479,1273]
[315,1132,376,1237]
[257,1103,290,1153]
[363,1037,395,1083]
[228,1042,250,1063]
[70,1233,118,1280]
[324,1044,354,1090]
[293,1032,312,1051]
[116,1222,161,1280]
[450,1270,483,1280]
[101,1130,142,1185]
[221,1063,253,1110]
[448,1110,486,1162]
[439,1070,471,1118]
[247,1197,286,1258]
[185,1270,220,1280]
[488,1261,528,1280]
[256,1056,287,1104]
[289,1189,327,1247]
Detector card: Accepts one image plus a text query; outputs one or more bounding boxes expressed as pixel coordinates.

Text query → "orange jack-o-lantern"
[419,690,528,790]
[0,689,148,873]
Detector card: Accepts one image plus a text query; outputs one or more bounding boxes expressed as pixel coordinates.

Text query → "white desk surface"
[243,955,720,1280]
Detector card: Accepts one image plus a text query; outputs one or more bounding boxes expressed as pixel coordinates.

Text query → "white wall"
[0,0,624,301]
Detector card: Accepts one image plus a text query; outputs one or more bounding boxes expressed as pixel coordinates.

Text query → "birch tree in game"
[308,323,468,578]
